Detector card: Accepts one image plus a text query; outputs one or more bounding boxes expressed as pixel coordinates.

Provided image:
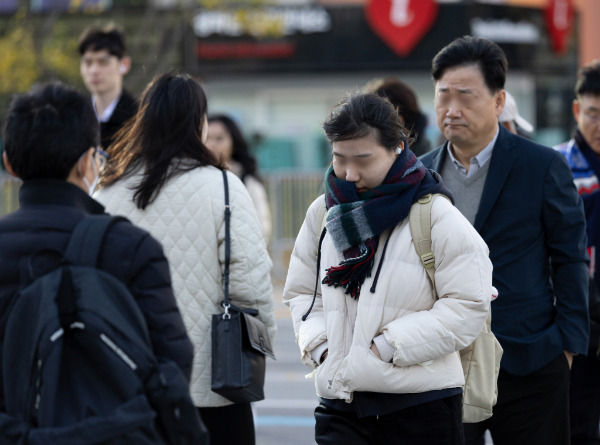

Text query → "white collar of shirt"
[93,96,119,123]
[446,126,499,178]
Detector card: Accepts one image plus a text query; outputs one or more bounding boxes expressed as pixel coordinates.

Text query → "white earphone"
[119,65,126,74]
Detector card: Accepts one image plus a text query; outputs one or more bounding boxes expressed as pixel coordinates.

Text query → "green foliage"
[0,15,40,95]
[0,11,82,117]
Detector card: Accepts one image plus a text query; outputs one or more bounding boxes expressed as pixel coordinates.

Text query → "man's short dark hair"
[2,82,99,180]
[431,36,508,93]
[78,24,127,59]
[575,61,600,99]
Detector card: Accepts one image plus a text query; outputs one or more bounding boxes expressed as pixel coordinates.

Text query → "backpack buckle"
[420,252,435,269]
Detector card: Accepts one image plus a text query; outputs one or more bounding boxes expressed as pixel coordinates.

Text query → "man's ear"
[119,56,132,76]
[2,151,18,178]
[495,89,506,117]
[573,99,581,122]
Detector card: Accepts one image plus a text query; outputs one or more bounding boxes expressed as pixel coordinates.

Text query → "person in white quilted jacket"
[283,93,494,444]
[95,72,275,445]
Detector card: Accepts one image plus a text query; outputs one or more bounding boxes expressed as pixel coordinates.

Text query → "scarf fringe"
[322,241,376,299]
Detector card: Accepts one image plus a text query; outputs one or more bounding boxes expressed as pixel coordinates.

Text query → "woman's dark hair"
[364,77,424,146]
[3,81,98,180]
[323,92,408,151]
[208,114,258,181]
[431,36,507,93]
[100,72,221,209]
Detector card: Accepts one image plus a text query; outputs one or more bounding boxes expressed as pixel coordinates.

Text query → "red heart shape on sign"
[365,0,438,57]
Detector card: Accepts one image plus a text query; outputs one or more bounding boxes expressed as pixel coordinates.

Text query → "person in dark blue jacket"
[420,36,589,445]
[0,82,194,415]
[555,60,600,445]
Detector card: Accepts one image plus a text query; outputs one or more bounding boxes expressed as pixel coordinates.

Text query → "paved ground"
[254,281,318,445]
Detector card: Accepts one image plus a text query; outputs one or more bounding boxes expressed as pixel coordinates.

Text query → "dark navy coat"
[420,125,589,375]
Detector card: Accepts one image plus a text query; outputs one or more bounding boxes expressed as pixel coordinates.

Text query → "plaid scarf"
[323,147,452,299]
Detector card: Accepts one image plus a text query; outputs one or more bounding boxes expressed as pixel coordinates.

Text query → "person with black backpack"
[0,82,206,443]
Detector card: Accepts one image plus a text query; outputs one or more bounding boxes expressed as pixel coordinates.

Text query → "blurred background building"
[1,0,598,279]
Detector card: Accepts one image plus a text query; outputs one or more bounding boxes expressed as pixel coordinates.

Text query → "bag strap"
[302,197,327,321]
[409,194,493,328]
[316,197,328,241]
[221,170,232,316]
[409,194,438,298]
[64,215,127,267]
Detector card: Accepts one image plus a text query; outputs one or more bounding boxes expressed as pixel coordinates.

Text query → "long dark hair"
[100,72,221,209]
[208,114,259,181]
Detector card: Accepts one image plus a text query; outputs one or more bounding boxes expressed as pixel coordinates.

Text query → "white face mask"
[78,154,100,196]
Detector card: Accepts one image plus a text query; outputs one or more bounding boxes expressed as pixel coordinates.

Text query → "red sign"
[197,42,296,60]
[545,0,574,54]
[365,0,438,57]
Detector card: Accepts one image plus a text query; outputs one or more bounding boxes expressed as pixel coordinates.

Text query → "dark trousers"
[314,394,464,445]
[570,354,600,445]
[197,402,255,445]
[464,353,571,445]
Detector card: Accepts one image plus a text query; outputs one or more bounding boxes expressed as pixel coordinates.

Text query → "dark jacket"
[0,180,194,409]
[420,125,589,376]
[100,90,138,150]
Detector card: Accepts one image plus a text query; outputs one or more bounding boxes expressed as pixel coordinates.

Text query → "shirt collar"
[93,96,120,123]
[446,126,499,175]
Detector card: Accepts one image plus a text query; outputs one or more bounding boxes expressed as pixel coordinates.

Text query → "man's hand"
[370,341,382,359]
[564,350,573,369]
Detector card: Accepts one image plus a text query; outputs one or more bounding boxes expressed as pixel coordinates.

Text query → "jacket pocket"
[315,355,350,401]
[340,346,464,394]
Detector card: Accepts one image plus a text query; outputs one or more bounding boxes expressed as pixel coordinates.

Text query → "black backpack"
[0,215,208,444]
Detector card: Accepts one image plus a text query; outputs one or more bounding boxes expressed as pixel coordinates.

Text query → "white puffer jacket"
[96,165,275,407]
[283,195,493,402]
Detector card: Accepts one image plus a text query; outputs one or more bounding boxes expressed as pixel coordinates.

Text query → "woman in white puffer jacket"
[283,92,494,444]
[95,72,275,445]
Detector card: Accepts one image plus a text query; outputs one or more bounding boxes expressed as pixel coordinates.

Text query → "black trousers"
[464,353,571,445]
[570,354,600,445]
[197,402,255,445]
[314,394,464,445]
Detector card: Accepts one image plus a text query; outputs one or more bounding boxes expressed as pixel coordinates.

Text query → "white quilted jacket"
[283,195,493,402]
[96,166,275,407]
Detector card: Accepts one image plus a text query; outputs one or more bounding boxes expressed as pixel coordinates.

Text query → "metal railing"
[0,170,325,281]
[263,170,325,281]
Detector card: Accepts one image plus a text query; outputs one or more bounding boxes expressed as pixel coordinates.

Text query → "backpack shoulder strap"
[316,197,328,238]
[64,215,128,267]
[409,193,442,298]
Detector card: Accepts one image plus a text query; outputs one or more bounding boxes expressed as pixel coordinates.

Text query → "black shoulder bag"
[211,170,275,403]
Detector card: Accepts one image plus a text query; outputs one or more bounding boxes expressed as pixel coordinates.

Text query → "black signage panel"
[190,4,558,76]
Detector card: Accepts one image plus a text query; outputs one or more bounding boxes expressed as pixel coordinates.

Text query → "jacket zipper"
[327,288,350,390]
